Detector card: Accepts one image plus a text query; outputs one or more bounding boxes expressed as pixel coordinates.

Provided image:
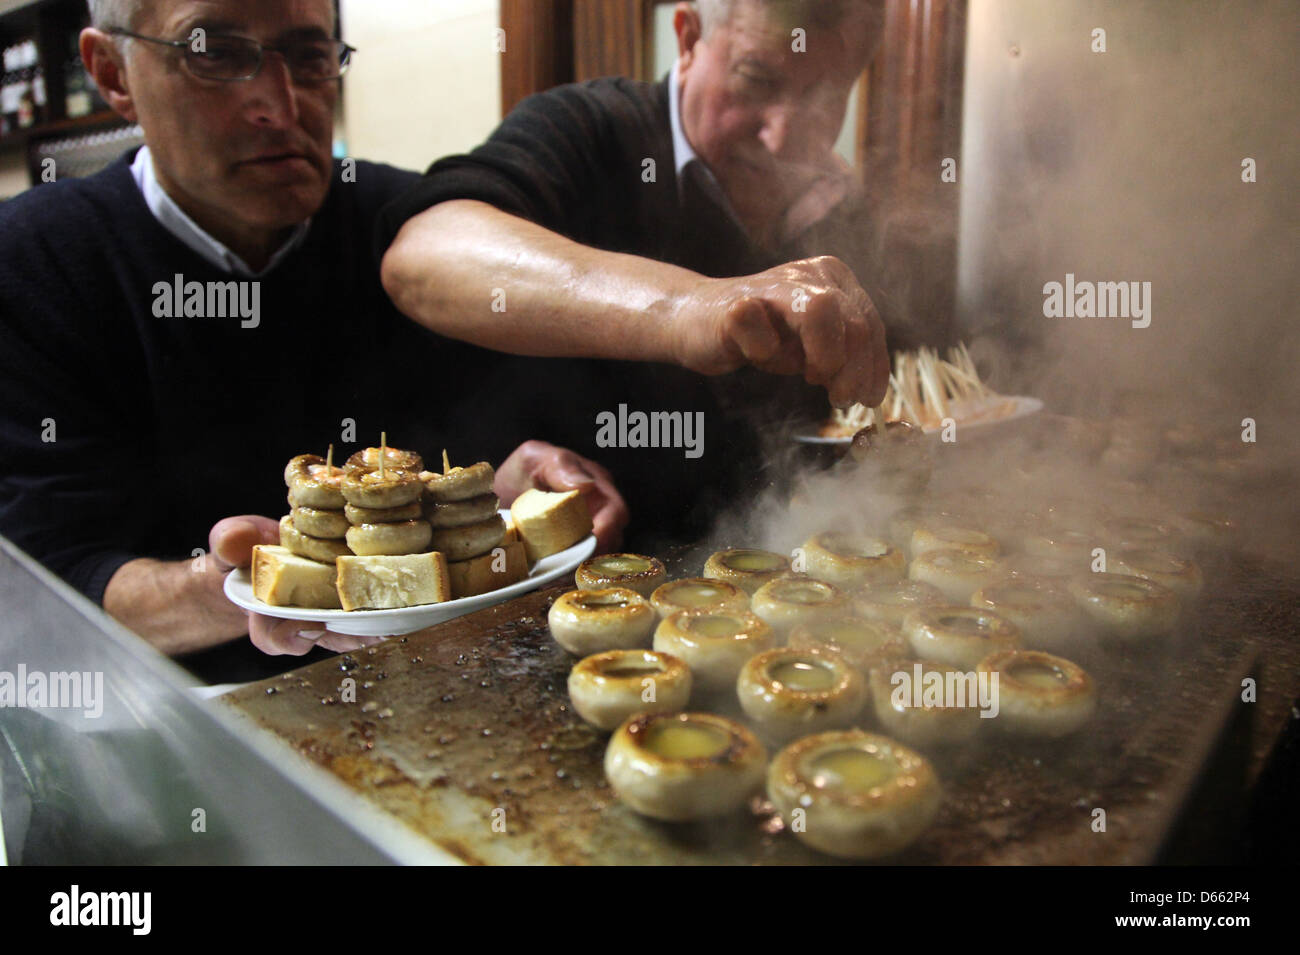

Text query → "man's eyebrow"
[274,26,335,43]
[176,20,333,42]
[182,19,244,34]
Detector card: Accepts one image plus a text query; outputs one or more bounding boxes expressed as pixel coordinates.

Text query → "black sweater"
[378,75,878,282]
[0,152,509,607]
[378,76,891,545]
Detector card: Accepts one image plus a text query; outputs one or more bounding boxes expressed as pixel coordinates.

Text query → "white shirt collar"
[671,58,759,241]
[130,145,310,277]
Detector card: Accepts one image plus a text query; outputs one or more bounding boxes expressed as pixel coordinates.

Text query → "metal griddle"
[219,545,1300,865]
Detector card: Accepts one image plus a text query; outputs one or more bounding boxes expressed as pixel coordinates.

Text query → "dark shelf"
[0,108,123,148]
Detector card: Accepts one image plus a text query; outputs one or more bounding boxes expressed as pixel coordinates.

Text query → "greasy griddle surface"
[221,554,1296,865]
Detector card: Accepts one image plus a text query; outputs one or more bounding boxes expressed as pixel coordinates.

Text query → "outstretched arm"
[381,199,889,409]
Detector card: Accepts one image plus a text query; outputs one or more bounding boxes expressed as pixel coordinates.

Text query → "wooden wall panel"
[862,0,966,192]
[499,0,575,116]
[857,0,967,348]
[573,0,648,82]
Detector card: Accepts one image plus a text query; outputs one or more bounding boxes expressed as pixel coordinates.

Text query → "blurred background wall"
[957,0,1299,422]
[338,0,501,173]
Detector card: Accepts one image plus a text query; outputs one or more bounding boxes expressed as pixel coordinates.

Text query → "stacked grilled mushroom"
[252,441,537,612]
[281,451,352,564]
[421,457,530,599]
[341,445,430,558]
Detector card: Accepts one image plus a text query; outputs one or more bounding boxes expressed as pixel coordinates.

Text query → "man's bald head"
[675,0,883,246]
[695,0,882,43]
[87,0,337,34]
[86,0,143,30]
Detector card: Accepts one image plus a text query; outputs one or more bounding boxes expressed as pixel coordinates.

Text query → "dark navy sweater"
[0,151,509,608]
[377,76,885,547]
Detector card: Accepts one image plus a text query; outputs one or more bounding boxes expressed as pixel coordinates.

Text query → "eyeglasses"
[105,28,355,83]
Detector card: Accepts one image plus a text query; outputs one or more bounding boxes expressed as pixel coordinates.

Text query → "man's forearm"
[381,199,703,363]
[103,557,248,656]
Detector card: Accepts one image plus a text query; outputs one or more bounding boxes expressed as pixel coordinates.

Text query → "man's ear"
[80,28,138,123]
[673,1,703,66]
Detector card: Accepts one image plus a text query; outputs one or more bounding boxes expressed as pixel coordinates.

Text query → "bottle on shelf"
[16,40,37,129]
[32,42,47,125]
[1,44,18,134]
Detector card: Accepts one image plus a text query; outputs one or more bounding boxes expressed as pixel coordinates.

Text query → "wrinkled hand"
[209,515,384,655]
[495,441,629,553]
[671,255,889,409]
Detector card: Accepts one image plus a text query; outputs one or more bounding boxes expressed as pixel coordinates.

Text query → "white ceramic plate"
[794,395,1045,444]
[223,517,596,637]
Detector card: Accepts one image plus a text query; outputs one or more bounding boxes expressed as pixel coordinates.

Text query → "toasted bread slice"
[447,540,528,599]
[502,513,521,544]
[252,544,343,609]
[511,488,592,562]
[335,551,451,612]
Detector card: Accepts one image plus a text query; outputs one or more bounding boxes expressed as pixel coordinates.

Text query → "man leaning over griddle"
[0,0,631,678]
[380,0,896,553]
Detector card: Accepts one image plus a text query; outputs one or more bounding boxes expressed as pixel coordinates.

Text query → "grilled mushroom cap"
[340,468,423,509]
[605,712,767,821]
[649,577,750,619]
[908,548,1007,603]
[284,454,346,509]
[789,614,908,673]
[867,657,983,748]
[737,646,866,742]
[345,446,423,475]
[903,606,1021,669]
[567,649,692,731]
[548,588,656,656]
[854,579,946,627]
[1067,572,1179,642]
[750,576,849,634]
[767,729,942,859]
[911,524,1001,560]
[802,533,905,588]
[703,549,791,594]
[653,609,775,692]
[976,649,1097,737]
[344,519,432,557]
[971,575,1082,653]
[576,553,667,597]
[849,420,922,458]
[1110,548,1203,600]
[421,461,496,503]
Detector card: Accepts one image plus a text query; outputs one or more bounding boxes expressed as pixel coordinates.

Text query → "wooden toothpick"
[325,443,334,476]
[379,431,387,479]
[442,448,451,475]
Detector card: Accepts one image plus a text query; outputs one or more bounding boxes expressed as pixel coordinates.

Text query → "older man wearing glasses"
[0,0,627,678]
